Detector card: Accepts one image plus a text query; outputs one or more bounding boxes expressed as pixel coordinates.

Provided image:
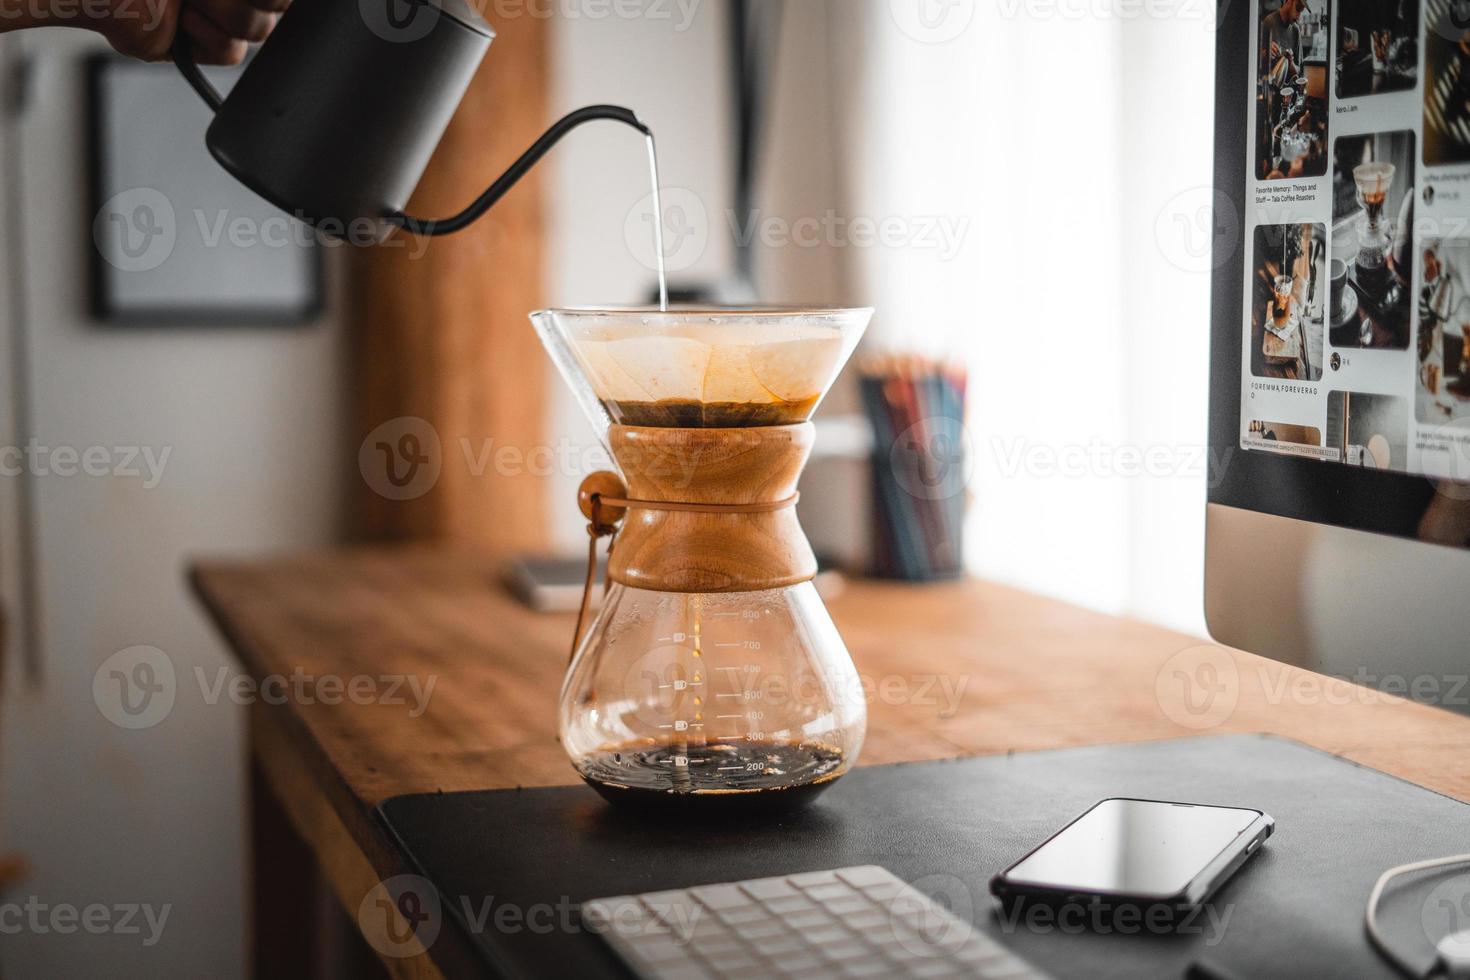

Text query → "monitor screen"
[1209,0,1470,706]
[1212,0,1470,549]
[1240,0,1470,477]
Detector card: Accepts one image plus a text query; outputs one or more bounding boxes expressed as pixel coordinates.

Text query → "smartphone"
[990,798,1274,917]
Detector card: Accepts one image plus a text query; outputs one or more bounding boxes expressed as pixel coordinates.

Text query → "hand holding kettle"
[0,0,284,64]
[158,0,286,64]
[7,0,649,240]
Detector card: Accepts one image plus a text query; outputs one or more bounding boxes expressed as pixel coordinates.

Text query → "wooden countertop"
[191,546,1470,976]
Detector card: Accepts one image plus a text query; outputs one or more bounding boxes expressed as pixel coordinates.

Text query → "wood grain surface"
[194,547,1470,808]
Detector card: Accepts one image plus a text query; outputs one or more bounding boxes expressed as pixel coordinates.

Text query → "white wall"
[787,1,1214,634]
[0,31,346,978]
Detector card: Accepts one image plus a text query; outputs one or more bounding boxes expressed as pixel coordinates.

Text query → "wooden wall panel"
[349,14,550,551]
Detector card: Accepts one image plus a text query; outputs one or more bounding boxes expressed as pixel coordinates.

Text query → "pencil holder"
[859,361,969,581]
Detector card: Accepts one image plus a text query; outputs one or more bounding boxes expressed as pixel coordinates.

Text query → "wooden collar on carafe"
[567,422,819,663]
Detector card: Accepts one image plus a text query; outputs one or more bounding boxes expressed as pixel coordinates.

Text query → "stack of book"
[858,355,969,581]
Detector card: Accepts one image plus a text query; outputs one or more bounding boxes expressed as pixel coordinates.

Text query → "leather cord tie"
[568,489,801,664]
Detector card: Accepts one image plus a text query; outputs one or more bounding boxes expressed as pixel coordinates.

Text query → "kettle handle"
[172,33,224,113]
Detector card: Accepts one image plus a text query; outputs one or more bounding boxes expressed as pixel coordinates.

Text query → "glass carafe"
[530,308,872,815]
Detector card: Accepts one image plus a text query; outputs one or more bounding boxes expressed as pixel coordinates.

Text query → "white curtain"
[817,1,1218,633]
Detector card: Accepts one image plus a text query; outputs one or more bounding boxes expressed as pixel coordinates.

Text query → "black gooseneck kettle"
[172,0,647,239]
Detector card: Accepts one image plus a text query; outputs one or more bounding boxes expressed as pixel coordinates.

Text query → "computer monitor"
[1208,0,1470,714]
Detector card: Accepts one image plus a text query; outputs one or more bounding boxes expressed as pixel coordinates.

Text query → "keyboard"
[581,865,1053,979]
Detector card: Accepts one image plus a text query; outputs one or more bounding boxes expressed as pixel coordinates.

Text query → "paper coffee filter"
[579,322,850,405]
[531,308,872,429]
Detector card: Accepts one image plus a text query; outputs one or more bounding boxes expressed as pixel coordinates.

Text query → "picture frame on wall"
[88,55,323,325]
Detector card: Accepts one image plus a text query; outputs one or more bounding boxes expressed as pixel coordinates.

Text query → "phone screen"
[1005,799,1261,898]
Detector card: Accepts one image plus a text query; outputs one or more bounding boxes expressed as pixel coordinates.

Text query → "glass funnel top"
[530,308,872,429]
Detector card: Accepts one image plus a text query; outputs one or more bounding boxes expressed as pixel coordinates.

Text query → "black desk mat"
[376,734,1470,979]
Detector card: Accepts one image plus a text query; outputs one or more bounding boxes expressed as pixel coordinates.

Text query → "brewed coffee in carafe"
[531,308,873,814]
[566,585,858,815]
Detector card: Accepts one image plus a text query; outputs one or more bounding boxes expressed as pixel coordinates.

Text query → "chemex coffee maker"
[171,0,645,237]
[532,309,875,814]
[1351,163,1399,306]
[174,0,880,814]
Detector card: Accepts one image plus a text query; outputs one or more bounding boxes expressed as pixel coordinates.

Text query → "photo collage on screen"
[1243,0,1470,481]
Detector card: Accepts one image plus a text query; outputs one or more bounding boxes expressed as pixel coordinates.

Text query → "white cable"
[1366,853,1470,979]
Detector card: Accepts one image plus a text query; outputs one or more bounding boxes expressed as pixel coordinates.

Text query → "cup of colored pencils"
[858,354,969,581]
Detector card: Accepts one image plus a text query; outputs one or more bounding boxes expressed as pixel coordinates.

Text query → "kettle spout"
[384,105,650,237]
